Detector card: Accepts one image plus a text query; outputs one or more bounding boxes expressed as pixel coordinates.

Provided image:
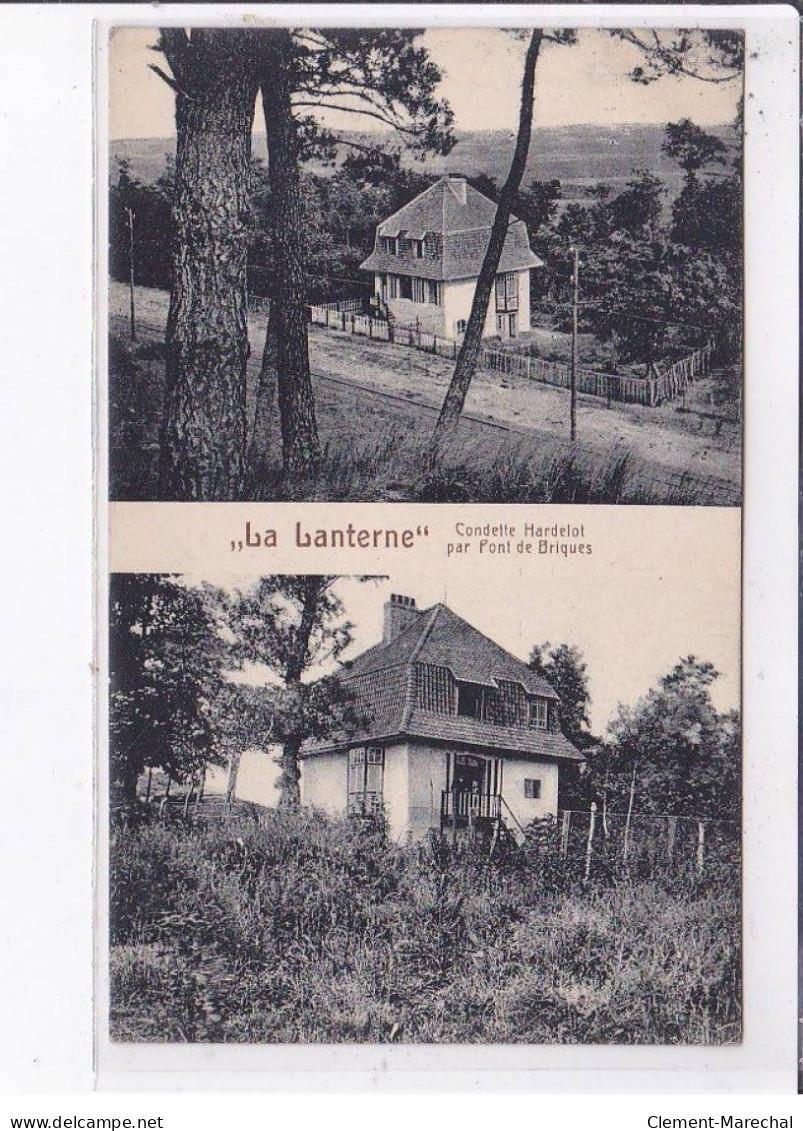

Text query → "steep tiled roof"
[359,177,543,282]
[405,709,584,762]
[303,603,582,763]
[379,178,498,236]
[412,605,559,698]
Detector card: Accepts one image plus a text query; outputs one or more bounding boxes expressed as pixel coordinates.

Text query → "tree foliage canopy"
[602,656,740,820]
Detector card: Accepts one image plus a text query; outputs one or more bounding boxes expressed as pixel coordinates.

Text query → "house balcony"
[440,789,502,830]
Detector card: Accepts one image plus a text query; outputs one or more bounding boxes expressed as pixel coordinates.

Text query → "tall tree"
[662,118,727,183]
[227,576,356,806]
[529,641,596,811]
[605,656,740,820]
[153,29,261,501]
[431,27,741,439]
[248,28,454,486]
[251,31,321,484]
[109,575,230,814]
[528,641,593,749]
[432,30,548,441]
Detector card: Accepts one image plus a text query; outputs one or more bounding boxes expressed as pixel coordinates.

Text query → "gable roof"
[304,603,583,763]
[378,177,500,237]
[359,177,543,282]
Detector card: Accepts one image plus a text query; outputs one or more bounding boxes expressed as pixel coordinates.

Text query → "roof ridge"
[377,179,441,235]
[400,605,442,731]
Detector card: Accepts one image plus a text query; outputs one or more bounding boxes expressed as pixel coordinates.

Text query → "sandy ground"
[110,284,741,500]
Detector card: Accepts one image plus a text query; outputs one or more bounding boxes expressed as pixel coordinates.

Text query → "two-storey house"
[359,176,543,341]
[301,594,584,843]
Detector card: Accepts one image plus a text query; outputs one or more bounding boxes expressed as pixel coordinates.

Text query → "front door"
[453,753,485,793]
[496,312,518,339]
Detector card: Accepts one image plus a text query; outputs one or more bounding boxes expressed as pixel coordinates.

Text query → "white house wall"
[382,742,410,843]
[300,750,348,817]
[374,269,531,342]
[404,740,450,841]
[500,757,560,833]
[299,742,561,841]
[443,270,531,341]
[442,278,496,339]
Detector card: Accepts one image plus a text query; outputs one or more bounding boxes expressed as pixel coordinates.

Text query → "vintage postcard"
[95,8,778,1084]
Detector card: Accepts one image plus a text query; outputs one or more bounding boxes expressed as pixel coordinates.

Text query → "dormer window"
[529,697,548,730]
[398,235,425,259]
[379,236,397,255]
[457,682,484,719]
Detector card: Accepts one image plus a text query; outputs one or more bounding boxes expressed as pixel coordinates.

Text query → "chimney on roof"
[445,176,467,205]
[383,593,420,644]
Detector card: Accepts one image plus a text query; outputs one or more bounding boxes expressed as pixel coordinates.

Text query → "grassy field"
[108,284,741,504]
[109,809,741,1045]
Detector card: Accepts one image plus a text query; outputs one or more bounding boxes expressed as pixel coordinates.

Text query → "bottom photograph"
[107,572,741,1046]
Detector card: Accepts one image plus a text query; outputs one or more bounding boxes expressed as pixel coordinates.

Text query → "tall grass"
[109,810,741,1045]
[259,433,725,505]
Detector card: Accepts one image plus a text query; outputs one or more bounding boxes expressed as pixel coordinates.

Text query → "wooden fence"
[307,301,713,407]
[555,805,738,880]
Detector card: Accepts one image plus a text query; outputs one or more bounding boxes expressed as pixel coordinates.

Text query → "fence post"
[666,816,677,862]
[696,822,706,876]
[584,802,597,881]
[560,810,571,859]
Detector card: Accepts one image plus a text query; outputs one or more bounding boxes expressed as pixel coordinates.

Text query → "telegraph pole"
[126,206,136,341]
[570,245,578,442]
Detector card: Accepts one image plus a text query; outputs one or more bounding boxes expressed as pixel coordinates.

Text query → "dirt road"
[109,284,741,502]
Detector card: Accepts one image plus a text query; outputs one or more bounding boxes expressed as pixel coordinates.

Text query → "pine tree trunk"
[432,30,542,443]
[277,737,303,808]
[252,31,321,483]
[247,300,280,493]
[277,576,326,808]
[158,30,259,501]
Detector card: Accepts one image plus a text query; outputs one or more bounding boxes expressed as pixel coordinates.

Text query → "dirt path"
[110,284,741,499]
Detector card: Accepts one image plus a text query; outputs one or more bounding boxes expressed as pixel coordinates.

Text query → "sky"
[108,26,742,141]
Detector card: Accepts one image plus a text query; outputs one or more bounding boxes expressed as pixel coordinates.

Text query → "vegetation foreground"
[110,809,741,1045]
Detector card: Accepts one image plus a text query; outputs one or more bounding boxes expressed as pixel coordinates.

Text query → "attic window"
[380,236,397,255]
[457,683,483,719]
[399,236,424,259]
[456,682,505,724]
[529,697,548,730]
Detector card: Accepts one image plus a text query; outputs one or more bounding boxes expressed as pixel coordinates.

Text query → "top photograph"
[106,25,743,506]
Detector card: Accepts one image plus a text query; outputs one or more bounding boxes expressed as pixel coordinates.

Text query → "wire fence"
[305,298,713,408]
[550,805,739,880]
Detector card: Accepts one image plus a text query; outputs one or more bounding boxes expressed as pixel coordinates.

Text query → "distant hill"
[110,123,738,200]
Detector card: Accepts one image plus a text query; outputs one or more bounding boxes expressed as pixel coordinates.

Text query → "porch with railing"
[440,789,501,827]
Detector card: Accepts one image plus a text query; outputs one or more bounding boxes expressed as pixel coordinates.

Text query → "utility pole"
[126,206,136,341]
[570,245,578,442]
